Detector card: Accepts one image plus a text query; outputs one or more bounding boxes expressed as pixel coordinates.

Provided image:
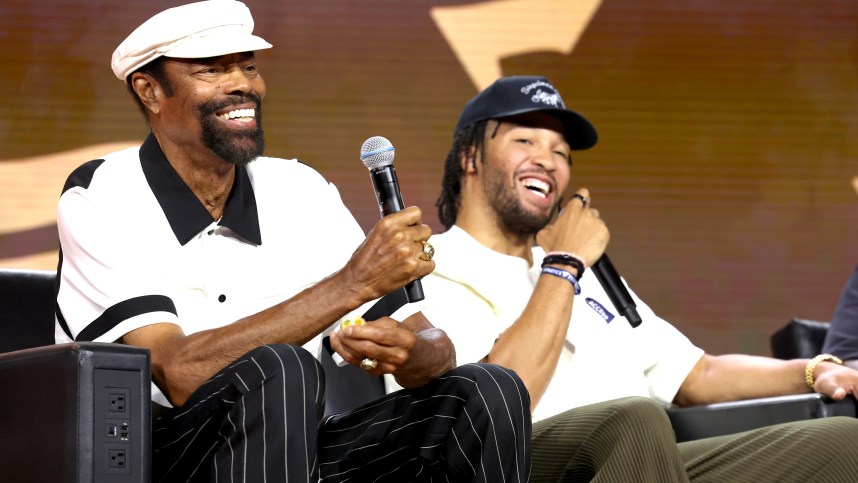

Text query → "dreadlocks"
[436,120,490,230]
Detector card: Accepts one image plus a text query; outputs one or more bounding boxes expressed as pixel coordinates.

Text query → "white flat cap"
[111,0,272,81]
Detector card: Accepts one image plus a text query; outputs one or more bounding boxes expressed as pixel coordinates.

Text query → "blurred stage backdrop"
[1,0,856,355]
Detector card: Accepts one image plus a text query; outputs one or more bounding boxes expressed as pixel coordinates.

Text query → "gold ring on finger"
[360,357,378,371]
[418,240,435,261]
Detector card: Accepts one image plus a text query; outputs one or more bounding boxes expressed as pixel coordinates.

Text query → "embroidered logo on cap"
[585,297,614,323]
[520,80,565,108]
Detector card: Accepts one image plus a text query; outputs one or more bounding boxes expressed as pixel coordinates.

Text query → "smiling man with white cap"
[54,1,531,482]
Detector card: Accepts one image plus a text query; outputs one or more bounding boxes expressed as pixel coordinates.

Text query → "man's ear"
[131,73,162,115]
[460,146,478,174]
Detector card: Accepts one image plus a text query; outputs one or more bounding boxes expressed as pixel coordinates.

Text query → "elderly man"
[394,75,858,482]
[54,2,530,481]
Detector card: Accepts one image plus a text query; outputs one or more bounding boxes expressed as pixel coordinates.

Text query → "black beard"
[199,93,265,166]
[495,194,554,236]
[483,166,555,236]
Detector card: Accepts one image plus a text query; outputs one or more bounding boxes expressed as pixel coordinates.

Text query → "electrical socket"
[105,445,131,475]
[108,449,126,468]
[108,389,130,414]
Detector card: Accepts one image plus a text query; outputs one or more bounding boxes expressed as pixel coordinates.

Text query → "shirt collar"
[139,133,262,246]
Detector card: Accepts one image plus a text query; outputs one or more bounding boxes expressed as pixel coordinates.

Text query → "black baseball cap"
[454,76,598,150]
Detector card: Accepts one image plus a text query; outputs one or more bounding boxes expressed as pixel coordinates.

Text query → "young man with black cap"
[394,75,858,481]
[54,2,530,481]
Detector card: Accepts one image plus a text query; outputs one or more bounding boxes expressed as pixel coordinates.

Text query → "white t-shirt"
[393,226,704,421]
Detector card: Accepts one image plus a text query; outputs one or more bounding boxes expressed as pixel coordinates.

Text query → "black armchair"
[0,268,151,483]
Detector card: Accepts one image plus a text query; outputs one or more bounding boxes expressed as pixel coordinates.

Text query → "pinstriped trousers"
[531,396,858,483]
[151,345,531,482]
[318,362,531,482]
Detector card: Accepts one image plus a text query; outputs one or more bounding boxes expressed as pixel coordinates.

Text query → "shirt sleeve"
[56,184,180,344]
[629,283,705,406]
[823,265,858,360]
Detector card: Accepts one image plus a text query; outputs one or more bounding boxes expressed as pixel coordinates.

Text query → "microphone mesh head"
[360,136,395,169]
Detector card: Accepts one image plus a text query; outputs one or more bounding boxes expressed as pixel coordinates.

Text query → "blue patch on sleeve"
[585,297,615,323]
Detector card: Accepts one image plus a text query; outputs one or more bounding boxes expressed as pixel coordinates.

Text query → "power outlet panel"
[94,369,139,480]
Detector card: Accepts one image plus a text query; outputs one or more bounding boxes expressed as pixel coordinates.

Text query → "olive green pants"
[532,396,858,483]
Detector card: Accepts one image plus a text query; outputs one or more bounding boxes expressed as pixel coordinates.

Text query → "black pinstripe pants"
[531,396,858,483]
[151,345,531,482]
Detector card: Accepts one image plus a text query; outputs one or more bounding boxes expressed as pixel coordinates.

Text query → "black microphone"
[360,136,425,303]
[591,254,642,328]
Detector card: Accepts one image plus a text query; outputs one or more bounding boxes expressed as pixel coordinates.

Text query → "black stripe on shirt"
[62,158,105,194]
[76,294,177,342]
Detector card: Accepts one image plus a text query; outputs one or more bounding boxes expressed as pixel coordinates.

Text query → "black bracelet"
[541,254,585,277]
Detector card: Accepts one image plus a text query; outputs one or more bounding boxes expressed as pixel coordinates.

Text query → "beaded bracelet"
[544,251,589,270]
[542,252,587,277]
[541,266,581,295]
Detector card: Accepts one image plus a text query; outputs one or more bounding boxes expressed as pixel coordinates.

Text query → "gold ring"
[359,357,378,371]
[418,241,435,261]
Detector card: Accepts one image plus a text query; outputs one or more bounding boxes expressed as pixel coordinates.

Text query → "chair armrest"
[0,342,151,483]
[667,393,856,443]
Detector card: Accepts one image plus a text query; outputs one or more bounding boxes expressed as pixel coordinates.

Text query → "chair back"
[0,267,152,482]
[0,268,57,353]
[770,318,830,360]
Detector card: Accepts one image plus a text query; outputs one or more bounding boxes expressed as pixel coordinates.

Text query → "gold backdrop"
[1,0,856,355]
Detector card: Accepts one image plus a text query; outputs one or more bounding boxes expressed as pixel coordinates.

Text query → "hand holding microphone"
[360,136,430,303]
[538,189,642,328]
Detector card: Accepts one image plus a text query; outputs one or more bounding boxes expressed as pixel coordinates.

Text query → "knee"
[238,344,323,387]
[799,416,858,454]
[599,396,672,434]
[606,396,668,419]
[446,363,531,417]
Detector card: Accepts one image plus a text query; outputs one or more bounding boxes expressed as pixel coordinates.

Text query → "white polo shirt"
[56,134,374,403]
[394,226,704,422]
